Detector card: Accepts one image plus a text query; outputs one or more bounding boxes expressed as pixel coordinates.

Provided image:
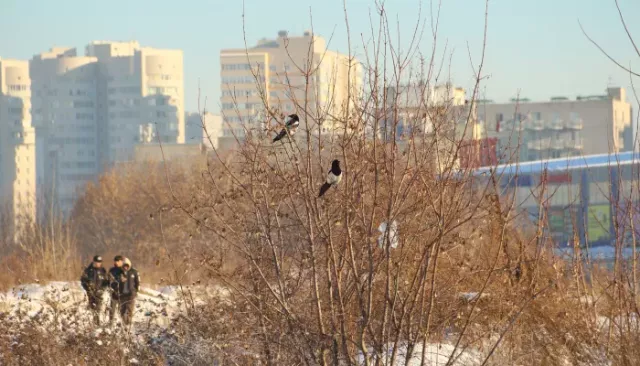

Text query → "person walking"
[108,255,125,325]
[80,255,108,325]
[118,257,140,327]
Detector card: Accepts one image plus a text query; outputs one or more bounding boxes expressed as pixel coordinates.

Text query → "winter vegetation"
[2,1,640,365]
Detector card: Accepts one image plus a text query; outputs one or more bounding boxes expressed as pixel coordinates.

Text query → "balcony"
[550,138,565,150]
[505,119,525,132]
[565,138,584,150]
[566,118,584,130]
[527,138,551,151]
[526,119,545,131]
[547,119,564,130]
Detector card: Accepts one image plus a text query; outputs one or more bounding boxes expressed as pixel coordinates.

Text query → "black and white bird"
[272,114,300,142]
[318,159,342,197]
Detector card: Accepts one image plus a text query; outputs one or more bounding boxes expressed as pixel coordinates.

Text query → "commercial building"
[0,59,37,228]
[219,30,363,145]
[473,151,640,247]
[475,87,633,164]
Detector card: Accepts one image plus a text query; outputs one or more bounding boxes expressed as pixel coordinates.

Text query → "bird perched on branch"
[272,114,300,142]
[318,159,342,197]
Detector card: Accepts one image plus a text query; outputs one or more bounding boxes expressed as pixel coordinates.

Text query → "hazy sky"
[1,0,640,115]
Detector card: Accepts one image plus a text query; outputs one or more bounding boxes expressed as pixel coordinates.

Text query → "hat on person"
[123,258,132,268]
[114,255,124,262]
[93,255,103,263]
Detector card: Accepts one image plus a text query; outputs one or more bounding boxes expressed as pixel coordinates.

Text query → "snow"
[0,281,225,329]
[356,341,483,366]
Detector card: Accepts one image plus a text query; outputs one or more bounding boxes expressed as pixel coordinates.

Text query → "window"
[74,101,94,108]
[76,113,94,120]
[8,85,27,92]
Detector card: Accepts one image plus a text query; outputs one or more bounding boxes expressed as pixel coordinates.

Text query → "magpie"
[318,159,342,197]
[272,114,300,142]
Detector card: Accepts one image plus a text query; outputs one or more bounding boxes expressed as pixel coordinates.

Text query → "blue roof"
[472,150,640,176]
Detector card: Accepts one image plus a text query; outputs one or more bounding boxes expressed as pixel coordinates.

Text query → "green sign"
[588,204,610,242]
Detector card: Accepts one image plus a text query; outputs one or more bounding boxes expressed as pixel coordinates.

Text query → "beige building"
[0,59,37,229]
[219,30,363,145]
[476,87,633,163]
[28,41,185,216]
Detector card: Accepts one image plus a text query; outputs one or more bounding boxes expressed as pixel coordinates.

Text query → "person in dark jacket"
[80,255,108,325]
[118,257,140,327]
[108,255,125,325]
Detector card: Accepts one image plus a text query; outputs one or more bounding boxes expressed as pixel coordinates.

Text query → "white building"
[30,48,99,218]
[28,41,184,216]
[185,112,222,150]
[383,82,471,140]
[86,41,185,164]
[0,58,37,229]
[219,30,363,144]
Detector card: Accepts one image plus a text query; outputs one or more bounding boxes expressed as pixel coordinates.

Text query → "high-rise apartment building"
[27,41,184,216]
[476,87,633,164]
[0,59,37,228]
[219,30,362,144]
[30,48,100,217]
[85,41,184,163]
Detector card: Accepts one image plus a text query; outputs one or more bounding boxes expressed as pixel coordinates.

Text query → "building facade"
[382,82,469,140]
[30,48,100,217]
[473,151,640,248]
[27,41,184,216]
[219,30,363,144]
[0,59,37,228]
[476,87,633,165]
[85,41,185,164]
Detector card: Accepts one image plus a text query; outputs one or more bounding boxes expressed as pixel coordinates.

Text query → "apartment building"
[85,41,185,163]
[476,87,633,164]
[219,30,363,144]
[30,48,99,218]
[27,41,184,216]
[383,82,470,140]
[0,59,37,228]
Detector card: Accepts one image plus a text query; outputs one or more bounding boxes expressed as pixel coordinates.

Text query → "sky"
[1,0,640,116]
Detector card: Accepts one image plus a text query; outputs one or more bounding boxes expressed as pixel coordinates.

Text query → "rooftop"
[473,150,640,176]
